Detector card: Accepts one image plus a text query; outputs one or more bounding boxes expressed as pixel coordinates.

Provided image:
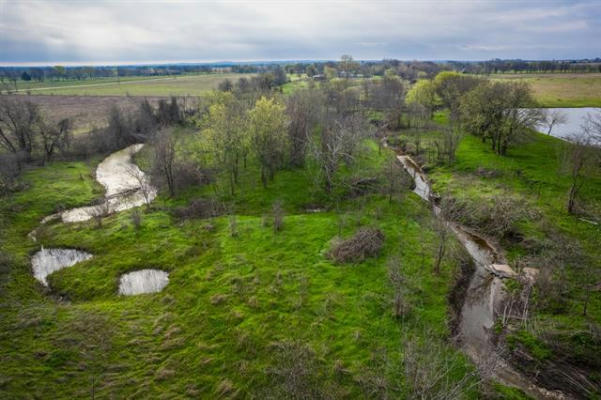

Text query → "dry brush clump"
[328,227,385,263]
[263,340,331,400]
[172,198,224,220]
[443,194,538,240]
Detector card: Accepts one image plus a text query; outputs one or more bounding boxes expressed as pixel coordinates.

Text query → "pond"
[32,247,93,286]
[118,269,169,295]
[536,107,600,142]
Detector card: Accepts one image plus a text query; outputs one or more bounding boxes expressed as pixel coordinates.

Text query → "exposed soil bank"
[118,269,169,295]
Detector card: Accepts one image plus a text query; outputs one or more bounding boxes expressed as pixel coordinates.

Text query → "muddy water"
[32,247,93,286]
[60,144,157,223]
[397,155,430,201]
[30,144,161,293]
[118,269,169,295]
[397,154,508,351]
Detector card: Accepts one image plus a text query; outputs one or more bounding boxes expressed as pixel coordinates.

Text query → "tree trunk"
[567,182,577,214]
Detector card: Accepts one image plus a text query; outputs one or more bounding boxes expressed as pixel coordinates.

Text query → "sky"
[0,0,600,65]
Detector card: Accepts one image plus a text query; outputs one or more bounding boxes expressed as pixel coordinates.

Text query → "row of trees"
[406,71,545,156]
[450,58,601,75]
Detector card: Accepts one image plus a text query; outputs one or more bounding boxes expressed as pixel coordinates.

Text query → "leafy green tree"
[248,97,288,187]
[460,81,543,155]
[406,79,437,117]
[204,93,248,195]
[432,71,480,121]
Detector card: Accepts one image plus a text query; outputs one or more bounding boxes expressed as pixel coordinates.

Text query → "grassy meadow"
[489,73,601,107]
[0,133,481,398]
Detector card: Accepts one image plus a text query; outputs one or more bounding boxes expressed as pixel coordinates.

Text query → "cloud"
[0,0,599,64]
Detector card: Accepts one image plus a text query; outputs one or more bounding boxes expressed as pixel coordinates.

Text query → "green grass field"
[0,136,480,398]
[489,73,601,107]
[4,73,255,97]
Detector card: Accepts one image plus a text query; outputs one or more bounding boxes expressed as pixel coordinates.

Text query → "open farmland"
[490,73,601,107]
[4,73,255,97]
[2,95,168,134]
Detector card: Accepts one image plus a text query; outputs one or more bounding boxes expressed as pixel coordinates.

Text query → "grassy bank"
[390,117,601,394]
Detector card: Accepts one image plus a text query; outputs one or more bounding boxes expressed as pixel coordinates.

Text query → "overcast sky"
[0,0,599,65]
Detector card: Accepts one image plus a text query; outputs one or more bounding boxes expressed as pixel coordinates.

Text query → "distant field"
[4,73,254,97]
[3,95,166,134]
[488,73,601,107]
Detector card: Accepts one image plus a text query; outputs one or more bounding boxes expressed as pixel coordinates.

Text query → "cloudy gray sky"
[0,0,599,65]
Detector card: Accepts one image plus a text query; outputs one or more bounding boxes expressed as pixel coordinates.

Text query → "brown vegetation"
[329,228,385,263]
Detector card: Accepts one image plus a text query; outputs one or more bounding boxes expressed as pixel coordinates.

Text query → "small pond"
[32,247,93,286]
[118,269,169,295]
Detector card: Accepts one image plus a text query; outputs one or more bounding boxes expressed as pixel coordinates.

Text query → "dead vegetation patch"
[328,228,385,263]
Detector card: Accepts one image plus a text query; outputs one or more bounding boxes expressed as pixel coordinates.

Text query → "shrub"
[173,161,214,192]
[172,198,223,220]
[130,208,142,229]
[329,227,385,263]
[272,200,284,233]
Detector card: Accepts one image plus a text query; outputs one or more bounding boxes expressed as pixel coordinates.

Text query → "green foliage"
[406,79,438,114]
[248,96,288,187]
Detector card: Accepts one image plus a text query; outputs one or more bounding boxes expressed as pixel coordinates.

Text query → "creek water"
[118,269,169,295]
[60,144,157,223]
[30,144,166,295]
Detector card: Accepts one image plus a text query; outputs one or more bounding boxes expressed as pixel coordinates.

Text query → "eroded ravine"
[29,144,167,294]
[396,151,567,400]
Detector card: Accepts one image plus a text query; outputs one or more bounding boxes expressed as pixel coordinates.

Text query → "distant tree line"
[449,58,601,74]
[3,58,599,92]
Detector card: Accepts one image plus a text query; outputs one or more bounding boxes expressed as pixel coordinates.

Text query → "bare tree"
[561,132,595,214]
[125,163,153,209]
[0,97,41,160]
[543,109,568,135]
[583,109,601,144]
[388,256,411,319]
[382,153,410,203]
[403,331,481,399]
[311,113,368,192]
[0,153,21,194]
[39,118,72,163]
[286,89,322,167]
[272,200,284,233]
[432,197,462,275]
[434,125,463,165]
[152,130,177,197]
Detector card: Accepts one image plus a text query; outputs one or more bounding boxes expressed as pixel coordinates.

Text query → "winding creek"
[30,144,168,295]
[396,150,566,400]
